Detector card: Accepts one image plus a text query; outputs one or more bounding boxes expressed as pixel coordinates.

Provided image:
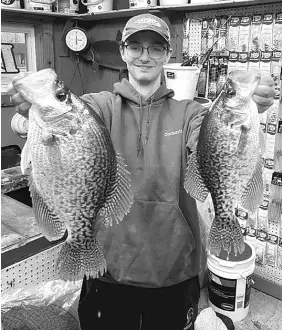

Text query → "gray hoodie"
[82,78,207,288]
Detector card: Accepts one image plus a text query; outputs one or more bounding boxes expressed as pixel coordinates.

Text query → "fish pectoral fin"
[20,139,32,175]
[29,178,66,241]
[240,156,264,212]
[98,153,134,227]
[184,151,209,202]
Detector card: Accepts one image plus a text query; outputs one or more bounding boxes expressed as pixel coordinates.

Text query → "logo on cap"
[135,18,162,28]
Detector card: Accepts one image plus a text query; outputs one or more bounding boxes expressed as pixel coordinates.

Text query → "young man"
[10,14,275,330]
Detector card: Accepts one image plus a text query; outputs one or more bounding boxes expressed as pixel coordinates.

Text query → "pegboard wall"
[1,244,62,296]
[183,2,282,291]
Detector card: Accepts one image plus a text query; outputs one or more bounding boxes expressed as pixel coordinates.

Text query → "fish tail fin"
[208,215,245,257]
[56,239,106,281]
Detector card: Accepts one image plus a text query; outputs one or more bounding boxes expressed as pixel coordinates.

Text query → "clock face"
[65,28,88,52]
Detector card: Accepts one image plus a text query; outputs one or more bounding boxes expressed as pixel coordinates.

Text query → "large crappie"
[184,70,264,258]
[13,69,134,281]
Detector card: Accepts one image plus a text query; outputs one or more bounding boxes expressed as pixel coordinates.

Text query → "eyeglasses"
[124,44,168,59]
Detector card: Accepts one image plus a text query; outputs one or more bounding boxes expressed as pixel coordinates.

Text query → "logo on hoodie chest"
[164,129,182,137]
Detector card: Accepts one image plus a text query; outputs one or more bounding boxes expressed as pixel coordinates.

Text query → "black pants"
[78,276,200,330]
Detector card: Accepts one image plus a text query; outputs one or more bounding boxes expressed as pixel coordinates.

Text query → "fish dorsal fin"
[20,139,32,175]
[98,153,134,227]
[29,177,66,241]
[240,156,264,212]
[184,151,209,202]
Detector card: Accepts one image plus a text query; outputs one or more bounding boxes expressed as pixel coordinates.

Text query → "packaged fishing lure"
[217,16,229,52]
[216,56,228,96]
[207,56,218,100]
[273,13,282,51]
[265,233,278,267]
[258,202,269,231]
[197,61,209,97]
[238,15,251,70]
[277,237,282,270]
[227,16,240,51]
[255,230,268,265]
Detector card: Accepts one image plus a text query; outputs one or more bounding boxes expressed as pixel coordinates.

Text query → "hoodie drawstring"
[144,96,154,145]
[137,95,143,156]
[136,96,154,156]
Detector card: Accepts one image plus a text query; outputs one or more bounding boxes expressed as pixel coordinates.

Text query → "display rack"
[1,243,62,295]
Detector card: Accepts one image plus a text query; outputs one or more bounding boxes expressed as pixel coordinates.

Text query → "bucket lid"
[163,63,200,71]
[208,242,255,267]
[194,97,212,108]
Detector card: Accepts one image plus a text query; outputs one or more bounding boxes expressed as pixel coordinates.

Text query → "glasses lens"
[126,45,142,58]
[148,46,166,59]
[125,45,166,59]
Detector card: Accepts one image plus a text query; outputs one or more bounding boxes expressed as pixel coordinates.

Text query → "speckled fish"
[184,70,264,257]
[13,68,134,281]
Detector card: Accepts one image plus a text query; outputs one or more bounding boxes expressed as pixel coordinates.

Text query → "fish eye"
[55,90,68,102]
[226,88,236,98]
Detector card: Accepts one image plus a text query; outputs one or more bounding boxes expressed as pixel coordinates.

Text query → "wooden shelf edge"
[252,274,282,301]
[2,0,281,22]
[1,7,81,21]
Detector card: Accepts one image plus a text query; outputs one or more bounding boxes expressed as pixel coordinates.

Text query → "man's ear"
[120,45,126,63]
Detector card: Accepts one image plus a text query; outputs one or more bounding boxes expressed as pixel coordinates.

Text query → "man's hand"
[253,75,275,114]
[7,72,33,119]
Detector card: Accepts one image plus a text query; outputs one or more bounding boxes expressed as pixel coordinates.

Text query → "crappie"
[13,69,134,281]
[184,70,264,257]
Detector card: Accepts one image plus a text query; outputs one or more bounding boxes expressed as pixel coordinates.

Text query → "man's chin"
[138,75,155,85]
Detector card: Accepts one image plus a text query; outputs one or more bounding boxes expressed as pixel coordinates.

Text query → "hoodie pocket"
[97,198,196,287]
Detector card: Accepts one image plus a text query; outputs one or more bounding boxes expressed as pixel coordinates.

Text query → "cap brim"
[122,28,169,44]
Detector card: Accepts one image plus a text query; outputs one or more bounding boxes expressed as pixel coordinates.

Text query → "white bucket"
[207,242,256,322]
[24,0,54,11]
[81,0,113,13]
[159,0,188,5]
[163,63,200,101]
[129,0,157,8]
[194,97,212,109]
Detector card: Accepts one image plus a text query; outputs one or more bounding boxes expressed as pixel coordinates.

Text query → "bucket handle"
[240,273,255,285]
[81,0,104,6]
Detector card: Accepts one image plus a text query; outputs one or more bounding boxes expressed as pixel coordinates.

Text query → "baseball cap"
[122,14,171,44]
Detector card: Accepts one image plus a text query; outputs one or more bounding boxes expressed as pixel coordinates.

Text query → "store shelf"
[2,0,281,22]
[1,7,80,22]
[80,0,282,21]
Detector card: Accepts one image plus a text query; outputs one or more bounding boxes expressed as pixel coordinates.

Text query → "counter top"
[1,194,42,254]
[1,166,29,194]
